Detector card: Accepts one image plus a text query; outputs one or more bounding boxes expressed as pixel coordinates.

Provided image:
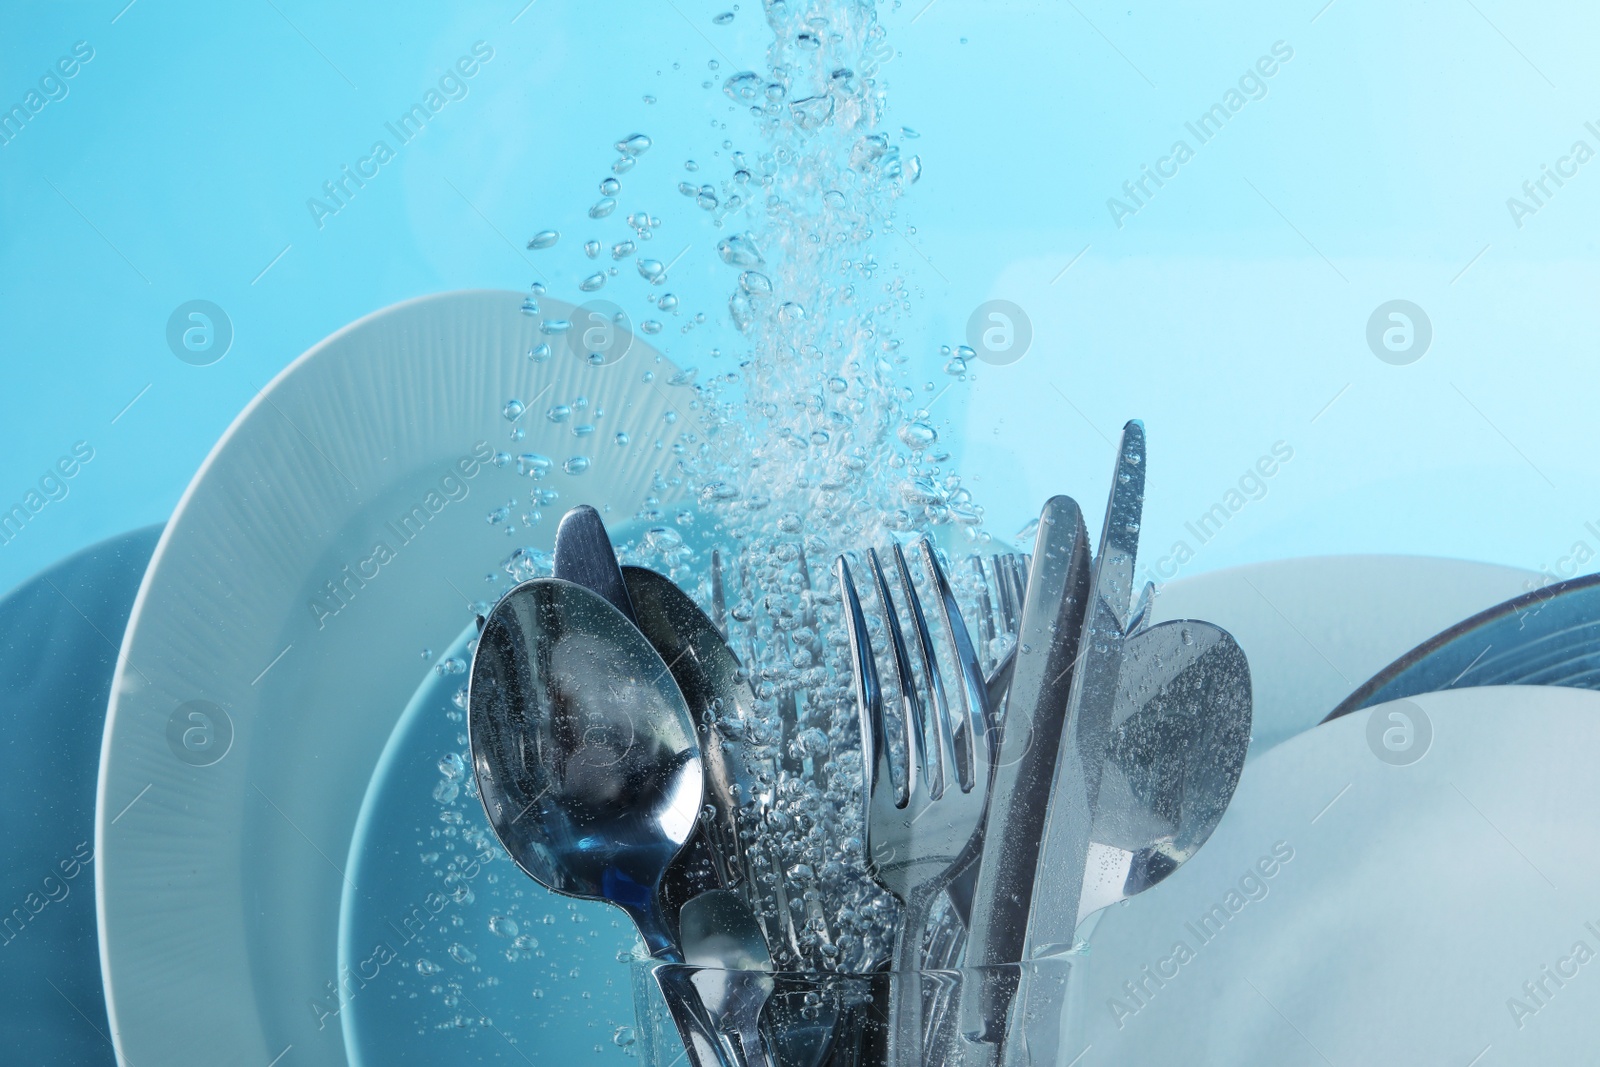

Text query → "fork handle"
[887,885,937,1067]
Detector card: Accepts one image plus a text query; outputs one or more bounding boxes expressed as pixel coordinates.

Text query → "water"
[343,619,641,1062]
[4,2,1598,1062]
[348,0,1032,1046]
[497,0,998,979]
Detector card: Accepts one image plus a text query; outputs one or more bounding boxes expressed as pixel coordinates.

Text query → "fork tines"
[836,539,991,809]
[878,544,956,804]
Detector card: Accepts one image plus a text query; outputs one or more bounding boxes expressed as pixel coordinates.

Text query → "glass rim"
[625,956,1080,978]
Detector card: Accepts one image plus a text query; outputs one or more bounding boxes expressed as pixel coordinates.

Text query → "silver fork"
[837,538,993,1067]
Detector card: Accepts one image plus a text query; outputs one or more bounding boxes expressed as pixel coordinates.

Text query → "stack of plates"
[33,288,1582,1064]
[1072,685,1600,1064]
[95,290,696,1065]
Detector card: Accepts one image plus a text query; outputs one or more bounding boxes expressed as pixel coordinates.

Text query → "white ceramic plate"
[1066,685,1600,1065]
[96,290,696,1066]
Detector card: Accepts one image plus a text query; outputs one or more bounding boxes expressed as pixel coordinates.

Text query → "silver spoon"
[1075,618,1251,922]
[469,576,728,1065]
[621,566,766,939]
[681,890,777,1067]
[992,617,1253,1067]
[553,500,728,876]
[550,510,750,951]
[469,576,703,951]
[624,565,841,1067]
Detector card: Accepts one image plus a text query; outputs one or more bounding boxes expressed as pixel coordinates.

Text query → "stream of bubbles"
[626,0,991,973]
[424,4,1014,1033]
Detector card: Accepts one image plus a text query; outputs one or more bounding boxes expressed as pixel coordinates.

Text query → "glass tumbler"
[629,957,1083,1067]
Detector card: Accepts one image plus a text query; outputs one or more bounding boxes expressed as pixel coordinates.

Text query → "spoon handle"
[656,965,739,1067]
[554,504,638,622]
[735,1022,774,1067]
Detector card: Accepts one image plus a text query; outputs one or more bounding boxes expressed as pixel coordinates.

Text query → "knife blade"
[1025,419,1145,950]
[997,420,1146,1066]
[955,493,1092,1047]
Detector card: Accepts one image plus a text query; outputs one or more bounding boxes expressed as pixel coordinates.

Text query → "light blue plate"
[0,526,161,1064]
[339,620,643,1064]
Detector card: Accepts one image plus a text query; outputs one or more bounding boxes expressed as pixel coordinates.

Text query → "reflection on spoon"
[468,576,702,956]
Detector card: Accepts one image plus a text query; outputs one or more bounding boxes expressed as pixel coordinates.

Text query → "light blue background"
[6,0,1600,1060]
[5,0,1600,599]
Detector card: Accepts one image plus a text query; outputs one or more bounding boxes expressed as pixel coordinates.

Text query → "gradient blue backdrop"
[6,0,1600,599]
[6,0,1600,1061]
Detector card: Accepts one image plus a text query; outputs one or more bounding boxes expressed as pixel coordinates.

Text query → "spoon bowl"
[469,576,704,956]
[622,566,766,935]
[1077,618,1253,923]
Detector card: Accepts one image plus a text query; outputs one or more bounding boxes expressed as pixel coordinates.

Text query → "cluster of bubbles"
[473,0,1008,986]
[647,0,993,973]
[405,662,641,1044]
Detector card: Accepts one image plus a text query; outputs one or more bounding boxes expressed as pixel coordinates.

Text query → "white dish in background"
[1068,686,1600,1064]
[1145,555,1537,756]
[96,290,695,1067]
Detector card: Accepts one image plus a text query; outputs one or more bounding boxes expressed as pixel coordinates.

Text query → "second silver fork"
[837,538,993,1067]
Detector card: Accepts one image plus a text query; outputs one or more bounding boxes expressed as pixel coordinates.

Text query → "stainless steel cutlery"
[959,494,1092,1047]
[838,542,994,1065]
[468,577,701,958]
[468,577,730,1065]
[682,889,777,1067]
[468,420,1254,1066]
[1074,619,1250,925]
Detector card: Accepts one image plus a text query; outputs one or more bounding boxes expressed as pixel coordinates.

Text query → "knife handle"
[960,496,1091,1042]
